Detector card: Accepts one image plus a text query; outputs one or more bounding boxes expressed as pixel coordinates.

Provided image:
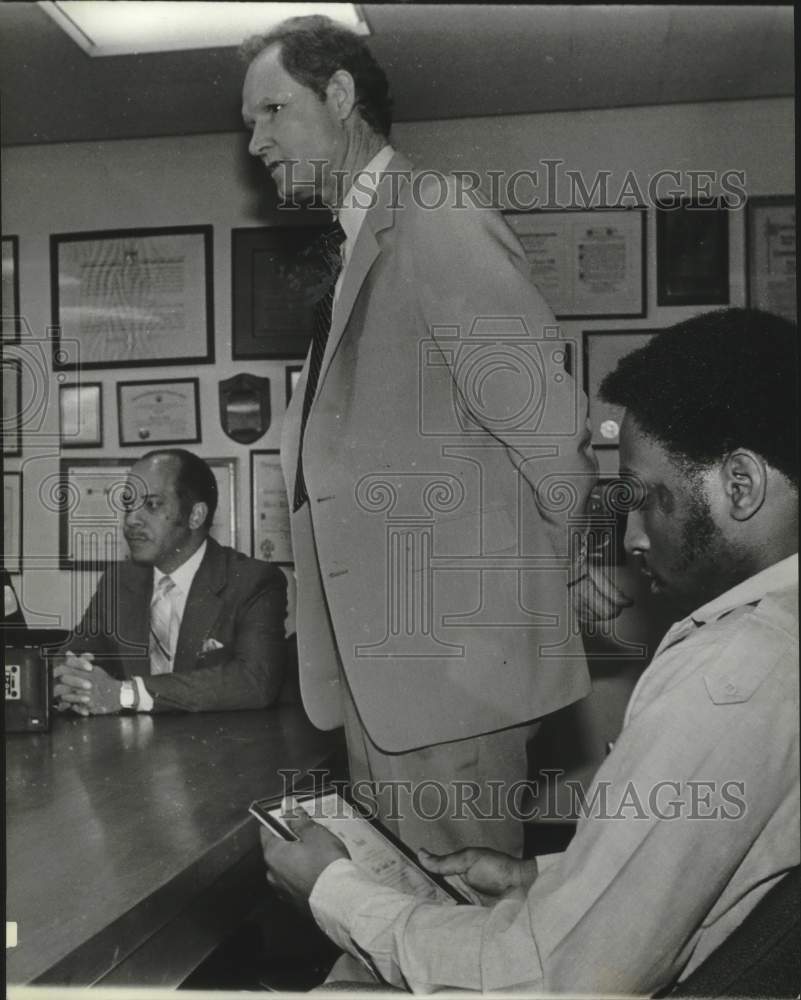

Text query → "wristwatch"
[120,680,138,711]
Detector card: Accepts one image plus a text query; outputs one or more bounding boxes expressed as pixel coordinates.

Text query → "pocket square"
[201,637,224,653]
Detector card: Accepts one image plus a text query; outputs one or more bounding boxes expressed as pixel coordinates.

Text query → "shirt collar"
[690,552,798,625]
[154,538,207,595]
[336,144,395,246]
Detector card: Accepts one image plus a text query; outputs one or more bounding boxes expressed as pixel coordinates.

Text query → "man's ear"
[721,450,767,521]
[188,502,208,531]
[326,69,356,121]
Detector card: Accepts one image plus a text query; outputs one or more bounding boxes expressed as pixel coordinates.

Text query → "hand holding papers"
[251,789,476,905]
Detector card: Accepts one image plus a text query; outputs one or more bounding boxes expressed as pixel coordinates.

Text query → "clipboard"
[249,786,478,905]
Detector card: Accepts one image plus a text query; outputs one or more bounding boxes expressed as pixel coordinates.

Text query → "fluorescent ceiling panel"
[38,1,368,56]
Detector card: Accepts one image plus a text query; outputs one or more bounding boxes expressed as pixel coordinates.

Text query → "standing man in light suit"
[241,16,615,855]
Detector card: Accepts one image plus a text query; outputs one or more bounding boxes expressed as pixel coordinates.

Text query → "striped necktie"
[293,221,347,512]
[149,575,177,674]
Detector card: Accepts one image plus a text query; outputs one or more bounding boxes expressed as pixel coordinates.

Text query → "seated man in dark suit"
[53,448,287,714]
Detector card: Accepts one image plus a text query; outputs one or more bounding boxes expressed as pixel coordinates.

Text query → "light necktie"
[149,575,177,674]
[293,221,347,512]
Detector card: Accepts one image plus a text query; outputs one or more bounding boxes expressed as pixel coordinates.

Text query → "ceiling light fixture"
[38,1,369,57]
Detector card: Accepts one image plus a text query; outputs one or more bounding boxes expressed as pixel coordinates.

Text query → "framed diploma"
[57,456,236,568]
[503,208,646,318]
[4,471,22,574]
[232,224,332,359]
[250,450,292,565]
[206,458,238,551]
[2,357,22,456]
[59,382,103,448]
[51,226,214,370]
[117,378,201,446]
[2,235,21,343]
[57,459,132,568]
[583,329,660,448]
[285,364,303,405]
[586,477,629,566]
[746,196,796,323]
[656,199,729,306]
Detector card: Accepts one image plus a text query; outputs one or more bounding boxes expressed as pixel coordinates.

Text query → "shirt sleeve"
[308,628,798,995]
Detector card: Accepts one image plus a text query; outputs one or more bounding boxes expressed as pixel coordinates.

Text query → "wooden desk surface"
[6,707,334,986]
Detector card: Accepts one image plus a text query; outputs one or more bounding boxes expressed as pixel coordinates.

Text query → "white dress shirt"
[133,539,207,711]
[334,143,395,303]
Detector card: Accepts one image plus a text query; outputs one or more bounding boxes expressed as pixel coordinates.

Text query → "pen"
[567,573,588,589]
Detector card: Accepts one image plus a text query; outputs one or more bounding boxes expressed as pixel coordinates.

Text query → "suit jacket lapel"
[119,564,152,645]
[315,152,410,392]
[173,539,226,673]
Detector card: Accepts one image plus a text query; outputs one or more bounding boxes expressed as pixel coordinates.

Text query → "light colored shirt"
[310,554,799,994]
[334,143,395,303]
[132,540,207,711]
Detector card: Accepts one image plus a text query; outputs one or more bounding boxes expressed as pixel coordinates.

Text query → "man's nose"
[624,508,648,555]
[248,121,272,157]
[124,505,141,527]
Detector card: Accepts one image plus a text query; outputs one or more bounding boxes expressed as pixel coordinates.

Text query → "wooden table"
[6,707,335,987]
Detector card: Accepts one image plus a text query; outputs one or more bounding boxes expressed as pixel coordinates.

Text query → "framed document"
[583,329,660,448]
[4,471,22,574]
[586,477,630,566]
[117,378,201,446]
[250,787,474,904]
[656,200,729,306]
[58,456,236,568]
[2,235,20,343]
[57,459,132,568]
[746,196,796,322]
[2,357,22,456]
[285,364,303,405]
[59,382,103,448]
[251,450,292,565]
[232,224,332,359]
[51,226,214,370]
[206,458,237,550]
[503,208,646,318]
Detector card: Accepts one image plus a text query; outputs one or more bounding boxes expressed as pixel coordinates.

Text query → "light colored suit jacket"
[282,153,595,752]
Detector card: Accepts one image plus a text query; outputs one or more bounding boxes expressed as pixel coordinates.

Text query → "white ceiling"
[0,3,794,147]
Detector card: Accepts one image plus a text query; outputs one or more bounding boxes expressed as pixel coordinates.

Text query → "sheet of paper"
[265,791,482,905]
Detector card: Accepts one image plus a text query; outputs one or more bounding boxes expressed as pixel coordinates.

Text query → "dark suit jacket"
[66,538,287,712]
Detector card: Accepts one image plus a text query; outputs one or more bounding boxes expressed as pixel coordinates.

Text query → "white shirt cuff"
[133,675,154,712]
[309,858,368,953]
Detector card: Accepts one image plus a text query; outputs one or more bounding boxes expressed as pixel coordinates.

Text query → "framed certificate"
[2,235,21,343]
[746,196,796,322]
[57,459,132,568]
[51,226,214,370]
[58,456,236,568]
[251,450,292,565]
[4,471,22,574]
[250,787,473,903]
[59,382,103,448]
[656,200,730,306]
[232,224,332,359]
[503,208,646,318]
[117,378,201,446]
[586,477,630,566]
[285,364,303,405]
[583,329,660,448]
[206,457,238,551]
[2,356,22,456]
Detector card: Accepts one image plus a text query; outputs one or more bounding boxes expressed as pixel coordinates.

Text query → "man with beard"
[260,308,798,994]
